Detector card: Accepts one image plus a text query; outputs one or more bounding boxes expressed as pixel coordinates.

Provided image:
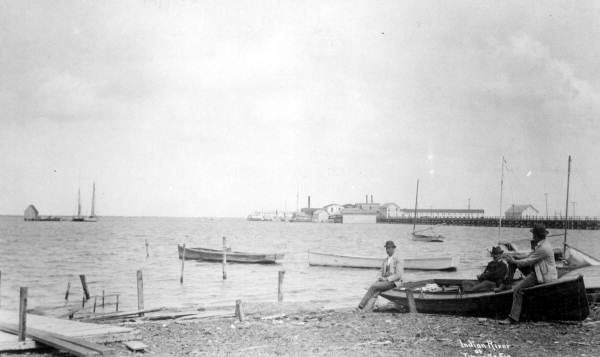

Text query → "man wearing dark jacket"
[463,246,508,292]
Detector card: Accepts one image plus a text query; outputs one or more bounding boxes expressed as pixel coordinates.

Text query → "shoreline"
[4,300,600,356]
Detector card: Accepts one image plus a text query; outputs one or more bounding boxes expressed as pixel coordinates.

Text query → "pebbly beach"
[4,300,600,357]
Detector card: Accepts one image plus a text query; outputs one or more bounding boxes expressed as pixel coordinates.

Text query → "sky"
[1,0,599,217]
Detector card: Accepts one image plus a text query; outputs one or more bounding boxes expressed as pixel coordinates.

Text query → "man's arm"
[514,246,549,267]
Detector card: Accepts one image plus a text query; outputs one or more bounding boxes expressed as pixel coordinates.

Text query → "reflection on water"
[0,216,598,314]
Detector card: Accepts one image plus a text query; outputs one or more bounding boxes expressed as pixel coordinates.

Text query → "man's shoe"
[498,317,516,325]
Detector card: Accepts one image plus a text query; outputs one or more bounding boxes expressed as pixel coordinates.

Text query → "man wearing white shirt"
[358,240,404,311]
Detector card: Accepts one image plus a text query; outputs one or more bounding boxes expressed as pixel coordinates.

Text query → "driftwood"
[81,307,163,321]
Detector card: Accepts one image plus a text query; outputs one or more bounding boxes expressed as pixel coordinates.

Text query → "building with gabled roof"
[505,204,539,218]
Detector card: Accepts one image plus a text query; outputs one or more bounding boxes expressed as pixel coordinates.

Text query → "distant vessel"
[411,179,445,242]
[72,182,97,222]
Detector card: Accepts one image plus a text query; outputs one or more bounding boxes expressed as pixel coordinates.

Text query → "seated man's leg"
[359,281,395,309]
[468,280,497,292]
[507,273,537,322]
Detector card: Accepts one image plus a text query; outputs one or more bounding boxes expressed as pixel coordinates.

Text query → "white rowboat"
[308,251,459,271]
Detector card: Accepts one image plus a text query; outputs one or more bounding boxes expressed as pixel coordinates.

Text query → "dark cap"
[384,240,396,248]
[530,223,549,238]
[491,246,504,255]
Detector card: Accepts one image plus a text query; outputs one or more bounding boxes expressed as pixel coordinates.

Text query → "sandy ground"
[5,301,600,357]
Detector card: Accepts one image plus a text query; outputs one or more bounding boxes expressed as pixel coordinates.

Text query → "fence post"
[278,270,285,303]
[137,270,144,316]
[222,237,227,280]
[180,244,186,284]
[79,274,90,301]
[18,287,27,341]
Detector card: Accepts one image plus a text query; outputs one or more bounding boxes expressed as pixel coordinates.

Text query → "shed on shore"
[24,204,39,221]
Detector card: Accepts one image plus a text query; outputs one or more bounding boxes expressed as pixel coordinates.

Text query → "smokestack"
[308,196,311,209]
[365,195,368,204]
[371,195,373,204]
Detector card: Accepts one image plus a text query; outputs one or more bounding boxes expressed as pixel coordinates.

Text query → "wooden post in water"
[0,270,2,307]
[235,299,244,322]
[180,244,186,284]
[18,287,27,341]
[137,270,144,316]
[102,290,105,308]
[79,274,90,301]
[406,289,417,313]
[93,296,97,313]
[64,282,71,303]
[278,270,285,303]
[222,237,227,280]
[116,295,119,311]
[145,240,149,258]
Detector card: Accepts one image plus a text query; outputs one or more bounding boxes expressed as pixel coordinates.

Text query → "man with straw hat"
[499,223,558,324]
[357,240,403,311]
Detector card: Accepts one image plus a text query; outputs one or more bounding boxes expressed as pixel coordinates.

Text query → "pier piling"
[145,240,149,258]
[222,237,227,280]
[64,282,70,303]
[180,243,186,284]
[278,271,285,303]
[79,274,90,301]
[137,270,144,317]
[235,299,244,322]
[18,287,27,341]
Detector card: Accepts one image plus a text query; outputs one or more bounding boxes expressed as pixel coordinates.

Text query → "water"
[0,216,598,315]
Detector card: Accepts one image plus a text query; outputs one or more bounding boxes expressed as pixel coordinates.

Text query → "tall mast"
[90,182,96,217]
[77,188,82,217]
[563,156,572,255]
[413,179,419,232]
[498,156,505,240]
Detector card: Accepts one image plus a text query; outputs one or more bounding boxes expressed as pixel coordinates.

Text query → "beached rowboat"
[178,245,284,264]
[308,251,459,271]
[379,275,589,321]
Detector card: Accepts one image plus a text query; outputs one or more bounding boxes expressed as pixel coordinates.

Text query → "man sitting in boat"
[499,223,558,324]
[357,240,403,311]
[462,246,507,292]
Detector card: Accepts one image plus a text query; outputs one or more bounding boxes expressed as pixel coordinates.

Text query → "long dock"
[0,309,138,352]
[377,216,600,230]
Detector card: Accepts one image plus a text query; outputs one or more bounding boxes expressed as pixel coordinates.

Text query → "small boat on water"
[379,274,589,321]
[178,245,284,264]
[410,179,445,242]
[72,183,98,222]
[308,251,459,271]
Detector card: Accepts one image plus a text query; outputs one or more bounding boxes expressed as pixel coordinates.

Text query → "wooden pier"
[377,216,600,230]
[0,309,138,352]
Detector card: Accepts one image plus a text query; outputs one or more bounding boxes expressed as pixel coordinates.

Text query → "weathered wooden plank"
[0,322,99,356]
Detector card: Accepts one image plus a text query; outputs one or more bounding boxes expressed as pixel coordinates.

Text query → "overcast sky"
[1,1,599,217]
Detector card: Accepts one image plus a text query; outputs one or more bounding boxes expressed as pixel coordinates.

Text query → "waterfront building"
[505,204,539,218]
[380,202,401,218]
[24,204,39,221]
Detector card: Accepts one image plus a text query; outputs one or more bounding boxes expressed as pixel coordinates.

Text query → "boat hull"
[380,275,589,321]
[178,245,284,264]
[411,233,444,242]
[308,251,458,271]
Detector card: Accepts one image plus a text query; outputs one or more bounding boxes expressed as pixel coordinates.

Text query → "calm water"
[0,216,599,314]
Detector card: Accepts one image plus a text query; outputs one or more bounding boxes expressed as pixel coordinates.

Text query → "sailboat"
[87,182,98,222]
[72,183,98,222]
[72,188,85,222]
[499,156,600,270]
[411,179,445,242]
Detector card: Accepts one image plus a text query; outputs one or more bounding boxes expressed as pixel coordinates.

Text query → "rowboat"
[379,275,589,321]
[178,245,284,264]
[411,233,444,243]
[308,251,459,271]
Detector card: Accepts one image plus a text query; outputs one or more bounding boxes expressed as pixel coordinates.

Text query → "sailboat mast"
[413,179,419,232]
[563,155,572,255]
[90,182,96,217]
[498,156,505,240]
[77,188,82,217]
